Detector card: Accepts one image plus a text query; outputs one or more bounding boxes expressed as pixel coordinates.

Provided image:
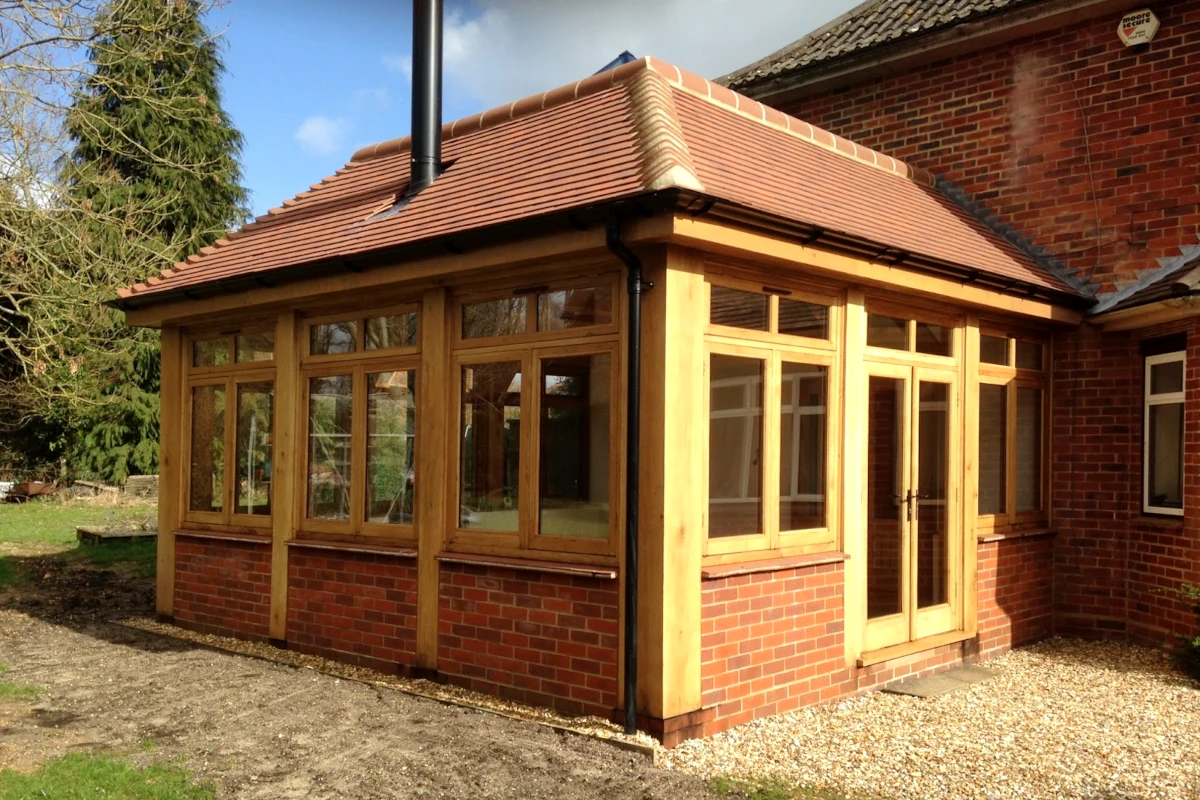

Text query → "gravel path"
[661,638,1200,800]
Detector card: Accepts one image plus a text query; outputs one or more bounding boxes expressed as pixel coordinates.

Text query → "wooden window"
[299,305,420,540]
[866,309,957,359]
[704,278,840,557]
[1144,350,1185,516]
[975,331,1048,529]
[451,276,620,557]
[183,329,276,529]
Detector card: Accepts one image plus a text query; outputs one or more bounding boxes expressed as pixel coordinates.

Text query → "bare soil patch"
[0,549,713,799]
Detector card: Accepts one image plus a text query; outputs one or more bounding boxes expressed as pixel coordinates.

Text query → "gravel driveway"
[661,638,1200,800]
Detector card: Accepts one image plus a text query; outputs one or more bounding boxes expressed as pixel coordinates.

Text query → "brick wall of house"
[173,536,271,640]
[436,562,619,718]
[774,0,1200,294]
[977,534,1055,658]
[286,548,417,672]
[1050,321,1200,645]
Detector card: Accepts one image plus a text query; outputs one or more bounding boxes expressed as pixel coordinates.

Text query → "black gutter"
[409,0,443,195]
[606,211,648,736]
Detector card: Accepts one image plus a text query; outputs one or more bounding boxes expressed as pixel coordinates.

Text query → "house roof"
[722,0,1038,92]
[1097,244,1200,314]
[116,55,1083,309]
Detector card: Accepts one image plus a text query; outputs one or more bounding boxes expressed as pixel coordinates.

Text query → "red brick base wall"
[700,545,1057,737]
[173,536,271,641]
[437,562,619,718]
[286,548,417,672]
[977,534,1055,659]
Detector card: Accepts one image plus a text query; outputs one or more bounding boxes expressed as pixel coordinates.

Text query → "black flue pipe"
[410,0,443,195]
[606,212,646,736]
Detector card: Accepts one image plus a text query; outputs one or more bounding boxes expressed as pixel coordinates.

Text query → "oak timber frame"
[149,212,1066,726]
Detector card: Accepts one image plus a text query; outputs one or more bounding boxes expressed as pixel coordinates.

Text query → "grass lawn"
[0,498,154,548]
[0,753,214,800]
[0,663,40,702]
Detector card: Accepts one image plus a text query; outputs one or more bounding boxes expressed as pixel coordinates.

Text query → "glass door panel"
[866,374,907,622]
[915,381,950,610]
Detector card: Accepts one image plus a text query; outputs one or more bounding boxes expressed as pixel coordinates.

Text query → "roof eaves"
[1091,242,1200,314]
[935,177,1093,301]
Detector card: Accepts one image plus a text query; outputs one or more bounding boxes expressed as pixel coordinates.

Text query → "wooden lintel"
[668,215,1082,325]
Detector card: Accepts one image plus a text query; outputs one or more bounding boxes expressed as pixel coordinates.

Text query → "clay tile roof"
[722,0,1038,92]
[118,55,1081,307]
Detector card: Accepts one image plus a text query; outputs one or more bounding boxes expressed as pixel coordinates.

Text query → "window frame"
[182,328,277,530]
[449,274,623,559]
[703,277,841,559]
[974,329,1049,531]
[1143,350,1186,517]
[297,304,422,542]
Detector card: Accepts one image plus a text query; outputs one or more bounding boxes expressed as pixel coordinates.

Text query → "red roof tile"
[118,56,1079,304]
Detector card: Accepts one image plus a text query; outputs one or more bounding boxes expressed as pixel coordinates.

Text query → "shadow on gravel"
[0,549,191,654]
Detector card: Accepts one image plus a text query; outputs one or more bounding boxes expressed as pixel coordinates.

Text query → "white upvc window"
[1144,351,1185,516]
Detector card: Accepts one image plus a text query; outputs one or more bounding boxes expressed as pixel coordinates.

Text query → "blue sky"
[207,1,859,216]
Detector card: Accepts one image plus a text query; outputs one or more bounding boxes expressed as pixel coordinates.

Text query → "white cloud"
[427,0,859,109]
[294,115,352,156]
[352,87,392,111]
[382,53,412,82]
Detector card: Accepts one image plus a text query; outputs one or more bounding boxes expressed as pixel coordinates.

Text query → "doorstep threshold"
[883,664,1001,698]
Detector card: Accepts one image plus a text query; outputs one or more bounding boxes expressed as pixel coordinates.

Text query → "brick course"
[437,562,619,718]
[173,536,271,641]
[286,548,417,672]
[777,0,1200,294]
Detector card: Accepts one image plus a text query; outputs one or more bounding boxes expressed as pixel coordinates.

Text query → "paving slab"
[882,664,1000,698]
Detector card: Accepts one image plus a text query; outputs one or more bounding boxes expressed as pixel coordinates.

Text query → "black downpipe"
[409,0,443,195]
[606,213,649,735]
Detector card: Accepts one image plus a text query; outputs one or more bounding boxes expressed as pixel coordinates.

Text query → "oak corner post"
[636,244,706,722]
[415,286,449,670]
[269,310,300,641]
[156,325,184,618]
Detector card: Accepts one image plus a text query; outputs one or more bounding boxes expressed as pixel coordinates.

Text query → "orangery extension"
[114,5,1119,747]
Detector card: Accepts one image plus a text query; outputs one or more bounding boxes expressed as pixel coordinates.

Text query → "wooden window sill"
[435,552,617,579]
[174,529,271,545]
[977,528,1056,543]
[287,539,417,558]
[700,552,848,580]
[856,629,975,668]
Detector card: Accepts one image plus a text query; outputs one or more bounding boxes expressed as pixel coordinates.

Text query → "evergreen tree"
[50,0,249,481]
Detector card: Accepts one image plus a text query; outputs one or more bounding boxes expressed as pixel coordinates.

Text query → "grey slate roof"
[723,0,1039,91]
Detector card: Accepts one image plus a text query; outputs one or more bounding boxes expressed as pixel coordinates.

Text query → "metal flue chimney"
[409,0,443,195]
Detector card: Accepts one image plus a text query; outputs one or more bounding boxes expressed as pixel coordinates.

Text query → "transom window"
[184,329,276,527]
[1144,344,1185,516]
[976,330,1047,526]
[453,275,619,557]
[704,278,839,556]
[301,305,420,539]
[867,312,955,357]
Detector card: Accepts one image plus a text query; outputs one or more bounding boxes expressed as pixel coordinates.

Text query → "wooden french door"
[863,363,961,653]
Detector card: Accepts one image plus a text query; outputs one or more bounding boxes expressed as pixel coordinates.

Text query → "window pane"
[235,382,273,516]
[193,338,229,367]
[1148,402,1183,510]
[538,286,613,331]
[235,332,274,363]
[915,322,953,356]
[867,314,908,350]
[1151,359,1184,395]
[189,384,225,512]
[539,354,611,539]
[307,375,353,520]
[1016,341,1043,370]
[367,370,416,524]
[780,362,827,531]
[366,313,417,350]
[1015,387,1042,513]
[462,297,527,339]
[778,298,829,339]
[980,335,1009,366]
[978,384,1007,515]
[708,354,763,538]
[917,382,951,609]
[310,321,357,355]
[710,286,768,331]
[461,362,522,530]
